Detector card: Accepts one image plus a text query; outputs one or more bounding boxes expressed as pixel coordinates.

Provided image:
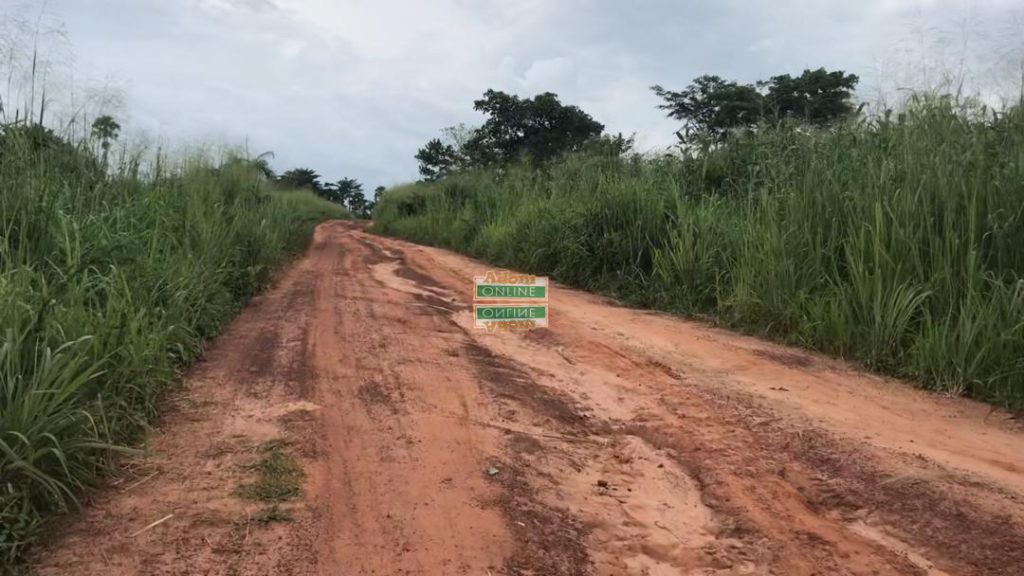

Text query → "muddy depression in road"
[35,221,1024,576]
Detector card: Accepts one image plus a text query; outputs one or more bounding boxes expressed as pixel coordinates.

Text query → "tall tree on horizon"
[91,115,120,166]
[348,188,368,218]
[652,76,763,142]
[332,177,363,208]
[278,168,322,192]
[761,68,860,125]
[653,67,860,143]
[464,90,605,166]
[415,138,461,181]
[415,92,607,179]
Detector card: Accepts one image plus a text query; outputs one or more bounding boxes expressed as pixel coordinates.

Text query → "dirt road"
[35,221,1024,576]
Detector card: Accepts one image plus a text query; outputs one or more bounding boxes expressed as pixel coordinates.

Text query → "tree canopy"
[90,115,121,152]
[348,189,369,218]
[761,68,860,125]
[90,115,121,167]
[653,68,859,142]
[652,76,763,140]
[465,90,604,166]
[329,177,362,207]
[414,138,461,181]
[277,168,322,191]
[416,90,607,179]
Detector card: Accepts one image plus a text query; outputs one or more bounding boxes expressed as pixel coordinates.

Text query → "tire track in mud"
[378,246,771,575]
[361,231,726,575]
[360,230,596,575]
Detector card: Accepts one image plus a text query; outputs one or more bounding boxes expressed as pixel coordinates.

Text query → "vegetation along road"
[34,221,1024,576]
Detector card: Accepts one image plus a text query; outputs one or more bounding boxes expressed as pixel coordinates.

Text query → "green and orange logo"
[473,270,549,332]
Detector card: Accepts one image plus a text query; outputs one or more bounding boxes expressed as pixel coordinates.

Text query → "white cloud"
[521,57,576,91]
[17,0,1019,187]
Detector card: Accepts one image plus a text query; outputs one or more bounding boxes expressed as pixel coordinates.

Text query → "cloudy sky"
[10,0,1023,187]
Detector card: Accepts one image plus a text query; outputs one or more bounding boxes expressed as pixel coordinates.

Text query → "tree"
[652,76,763,142]
[413,91,607,179]
[90,115,120,166]
[223,151,276,181]
[248,151,276,181]
[582,132,635,157]
[278,168,322,192]
[415,138,461,181]
[348,189,368,218]
[653,68,861,143]
[761,68,860,125]
[415,124,476,180]
[365,186,385,218]
[464,90,604,166]
[440,124,475,152]
[332,177,363,208]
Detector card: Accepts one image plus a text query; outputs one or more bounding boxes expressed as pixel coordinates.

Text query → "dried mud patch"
[355,233,453,297]
[413,291,468,317]
[460,327,595,573]
[279,407,321,459]
[620,422,765,542]
[507,431,545,455]
[521,328,562,347]
[356,379,397,410]
[394,259,449,293]
[752,347,815,368]
[489,458,593,576]
[354,234,394,266]
[463,340,590,430]
[645,378,1024,576]
[790,427,1024,576]
[239,275,316,399]
[615,416,922,575]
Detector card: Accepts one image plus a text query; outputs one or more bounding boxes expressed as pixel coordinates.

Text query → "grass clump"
[235,440,304,503]
[0,123,345,567]
[254,505,295,525]
[373,97,1024,412]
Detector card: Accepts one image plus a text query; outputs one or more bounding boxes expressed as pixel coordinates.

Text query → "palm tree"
[91,115,120,166]
[250,151,276,181]
[278,168,322,192]
[333,177,363,208]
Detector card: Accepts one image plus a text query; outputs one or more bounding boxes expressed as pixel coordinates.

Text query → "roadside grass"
[235,439,304,504]
[372,98,1024,412]
[0,127,346,567]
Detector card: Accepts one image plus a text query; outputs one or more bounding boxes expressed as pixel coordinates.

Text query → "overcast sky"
[13,0,1024,187]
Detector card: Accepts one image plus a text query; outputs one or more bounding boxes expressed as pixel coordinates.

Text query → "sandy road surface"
[35,221,1024,576]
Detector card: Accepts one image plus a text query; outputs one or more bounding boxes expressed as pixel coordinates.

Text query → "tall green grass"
[374,98,1024,410]
[0,125,346,566]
